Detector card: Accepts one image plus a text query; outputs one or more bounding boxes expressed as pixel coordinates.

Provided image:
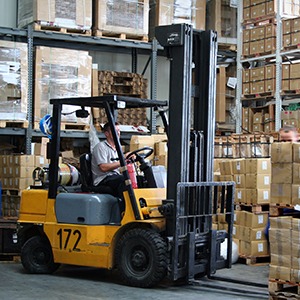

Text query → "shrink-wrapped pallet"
[0,41,28,121]
[34,46,92,124]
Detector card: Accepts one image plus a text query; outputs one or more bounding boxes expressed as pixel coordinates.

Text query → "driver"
[91,122,126,210]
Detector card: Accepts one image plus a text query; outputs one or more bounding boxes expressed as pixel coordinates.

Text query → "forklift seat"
[79,153,114,194]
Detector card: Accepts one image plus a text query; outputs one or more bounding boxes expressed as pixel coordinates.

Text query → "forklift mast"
[155,24,234,281]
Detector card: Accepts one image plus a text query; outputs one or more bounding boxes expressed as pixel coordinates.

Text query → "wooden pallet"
[33,22,92,36]
[242,50,275,59]
[61,122,90,131]
[218,43,237,51]
[283,44,300,51]
[242,91,274,100]
[235,203,269,214]
[269,280,300,300]
[281,90,300,97]
[238,254,270,266]
[0,120,28,128]
[93,29,148,42]
[269,204,296,217]
[243,14,277,27]
[0,255,20,263]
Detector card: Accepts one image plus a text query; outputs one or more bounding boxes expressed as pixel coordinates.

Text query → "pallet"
[2,189,22,196]
[93,29,148,42]
[238,254,270,266]
[235,203,269,214]
[0,255,20,263]
[33,22,92,36]
[269,204,296,217]
[242,91,274,101]
[283,44,300,51]
[281,90,300,97]
[243,14,276,27]
[218,43,237,51]
[242,50,275,59]
[269,280,300,300]
[0,120,28,128]
[61,122,90,131]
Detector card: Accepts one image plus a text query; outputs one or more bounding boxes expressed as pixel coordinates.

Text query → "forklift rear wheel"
[21,235,60,274]
[116,228,167,287]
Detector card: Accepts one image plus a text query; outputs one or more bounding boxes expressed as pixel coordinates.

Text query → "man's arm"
[98,161,120,173]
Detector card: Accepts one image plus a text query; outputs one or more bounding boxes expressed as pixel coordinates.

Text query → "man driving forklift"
[91,122,126,209]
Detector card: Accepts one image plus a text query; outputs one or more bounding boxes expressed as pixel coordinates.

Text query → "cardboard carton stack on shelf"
[214,132,275,159]
[234,210,269,259]
[94,0,149,40]
[0,41,28,122]
[283,15,300,49]
[281,62,300,94]
[271,141,300,206]
[92,68,148,127]
[149,0,206,39]
[17,0,92,34]
[34,46,92,127]
[269,216,300,284]
[0,154,45,218]
[129,134,168,167]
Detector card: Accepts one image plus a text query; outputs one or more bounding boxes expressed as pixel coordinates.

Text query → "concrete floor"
[0,262,269,299]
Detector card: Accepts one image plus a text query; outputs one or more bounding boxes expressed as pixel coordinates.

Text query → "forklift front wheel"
[116,228,167,288]
[21,235,60,274]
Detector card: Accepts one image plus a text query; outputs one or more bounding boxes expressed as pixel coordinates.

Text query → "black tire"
[116,228,167,288]
[21,235,60,274]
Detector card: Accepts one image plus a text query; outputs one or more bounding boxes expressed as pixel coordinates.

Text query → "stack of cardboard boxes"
[282,62,300,93]
[269,216,300,282]
[271,142,300,206]
[0,154,45,217]
[218,158,271,205]
[234,210,269,257]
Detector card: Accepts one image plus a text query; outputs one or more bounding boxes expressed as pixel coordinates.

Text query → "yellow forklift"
[17,24,235,288]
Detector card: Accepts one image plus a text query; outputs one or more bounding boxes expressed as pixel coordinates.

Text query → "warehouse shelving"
[0,25,163,153]
[236,0,292,133]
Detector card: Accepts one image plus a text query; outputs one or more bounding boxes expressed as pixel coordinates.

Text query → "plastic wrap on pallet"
[17,0,92,29]
[35,46,92,124]
[0,41,28,121]
[95,0,149,35]
[149,0,206,37]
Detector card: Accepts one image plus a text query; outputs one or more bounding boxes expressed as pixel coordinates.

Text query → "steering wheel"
[125,146,154,163]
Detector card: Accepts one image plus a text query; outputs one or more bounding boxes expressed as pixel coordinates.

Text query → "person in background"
[279,125,299,142]
[91,122,126,210]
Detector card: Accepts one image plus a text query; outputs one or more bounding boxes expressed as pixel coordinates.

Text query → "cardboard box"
[245,158,271,174]
[271,254,292,268]
[216,66,226,123]
[271,183,292,204]
[269,265,291,282]
[270,216,293,229]
[234,174,245,188]
[271,142,293,163]
[96,0,149,36]
[239,211,268,228]
[246,188,270,204]
[240,240,269,256]
[235,188,246,203]
[231,158,246,174]
[238,225,267,242]
[18,0,92,29]
[219,159,233,175]
[269,228,292,256]
[293,163,300,184]
[206,0,236,38]
[253,112,263,124]
[282,64,290,80]
[272,163,293,184]
[245,174,270,189]
[130,135,155,161]
[154,141,167,156]
[0,40,28,121]
[13,155,35,167]
[34,46,92,124]
[292,217,300,231]
[149,0,205,38]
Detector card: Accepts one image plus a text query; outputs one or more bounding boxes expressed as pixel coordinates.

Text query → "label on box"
[237,175,241,184]
[256,231,262,240]
[233,227,236,235]
[238,191,242,199]
[234,213,237,222]
[264,176,270,185]
[237,162,241,171]
[263,191,269,200]
[258,215,264,224]
[298,187,300,199]
[262,161,268,170]
[258,243,264,252]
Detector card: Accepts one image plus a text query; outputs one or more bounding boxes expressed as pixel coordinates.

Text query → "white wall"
[0,0,17,28]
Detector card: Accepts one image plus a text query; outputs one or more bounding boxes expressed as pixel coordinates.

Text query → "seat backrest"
[79,153,93,192]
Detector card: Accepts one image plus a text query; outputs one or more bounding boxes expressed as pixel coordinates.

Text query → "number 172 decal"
[57,228,81,251]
